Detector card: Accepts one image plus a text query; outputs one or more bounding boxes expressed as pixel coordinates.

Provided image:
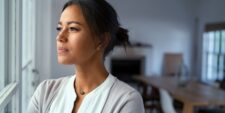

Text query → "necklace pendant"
[80,89,85,95]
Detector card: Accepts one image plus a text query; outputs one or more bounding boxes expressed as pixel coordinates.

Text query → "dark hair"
[62,0,130,57]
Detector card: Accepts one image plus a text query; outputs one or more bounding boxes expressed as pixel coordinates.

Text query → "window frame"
[0,0,6,91]
[0,0,22,112]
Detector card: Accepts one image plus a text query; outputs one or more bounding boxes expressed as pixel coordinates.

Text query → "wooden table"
[133,76,225,113]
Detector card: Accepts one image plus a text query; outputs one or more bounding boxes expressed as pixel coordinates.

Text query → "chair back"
[163,53,183,76]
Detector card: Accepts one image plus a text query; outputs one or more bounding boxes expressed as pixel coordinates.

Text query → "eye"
[69,27,80,32]
[56,27,62,31]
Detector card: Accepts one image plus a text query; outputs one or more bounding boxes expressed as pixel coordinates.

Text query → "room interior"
[0,0,225,113]
[45,1,225,112]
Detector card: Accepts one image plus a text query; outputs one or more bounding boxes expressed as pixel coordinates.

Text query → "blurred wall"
[48,0,195,78]
[35,0,52,81]
[50,0,75,79]
[42,0,225,79]
[107,0,195,76]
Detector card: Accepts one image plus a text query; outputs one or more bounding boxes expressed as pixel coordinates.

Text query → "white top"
[49,74,116,113]
[27,74,145,113]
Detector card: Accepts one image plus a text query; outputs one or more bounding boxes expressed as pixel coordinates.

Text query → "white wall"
[107,0,195,75]
[46,0,196,78]
[35,0,52,81]
[50,0,75,79]
[34,0,225,81]
[47,0,225,79]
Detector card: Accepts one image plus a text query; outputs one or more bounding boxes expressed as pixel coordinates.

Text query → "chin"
[58,61,73,65]
[57,57,73,64]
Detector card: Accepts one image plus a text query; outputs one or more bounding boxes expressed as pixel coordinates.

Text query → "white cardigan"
[27,74,145,113]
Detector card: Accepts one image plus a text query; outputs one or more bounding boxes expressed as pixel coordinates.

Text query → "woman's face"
[57,5,101,65]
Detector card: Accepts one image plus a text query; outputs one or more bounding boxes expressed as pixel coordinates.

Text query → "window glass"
[0,0,6,91]
[203,29,225,81]
[0,0,21,112]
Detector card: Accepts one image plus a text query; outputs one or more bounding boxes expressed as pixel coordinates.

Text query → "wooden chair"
[135,77,162,113]
[163,53,183,76]
[159,89,177,113]
[162,53,184,111]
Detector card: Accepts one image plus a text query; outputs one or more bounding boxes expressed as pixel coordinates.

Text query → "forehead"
[59,4,86,25]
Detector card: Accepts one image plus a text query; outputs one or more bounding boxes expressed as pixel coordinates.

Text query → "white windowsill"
[0,83,18,111]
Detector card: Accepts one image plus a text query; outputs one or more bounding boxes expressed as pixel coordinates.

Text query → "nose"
[57,29,68,42]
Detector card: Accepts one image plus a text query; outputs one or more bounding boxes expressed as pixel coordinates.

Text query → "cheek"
[70,35,97,61]
[72,35,95,51]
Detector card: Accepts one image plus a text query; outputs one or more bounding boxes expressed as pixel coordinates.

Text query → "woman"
[27,0,144,113]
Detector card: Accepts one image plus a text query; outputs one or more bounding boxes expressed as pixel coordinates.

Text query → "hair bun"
[116,27,130,46]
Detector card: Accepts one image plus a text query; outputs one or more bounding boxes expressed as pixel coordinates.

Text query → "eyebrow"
[58,21,82,26]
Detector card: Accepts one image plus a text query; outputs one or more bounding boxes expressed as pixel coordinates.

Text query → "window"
[0,0,6,91]
[202,22,225,82]
[1,0,38,112]
[21,0,37,112]
[0,0,22,112]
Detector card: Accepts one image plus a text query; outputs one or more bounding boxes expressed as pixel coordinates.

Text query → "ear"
[96,33,111,51]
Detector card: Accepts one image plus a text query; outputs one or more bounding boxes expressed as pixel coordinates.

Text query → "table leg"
[183,104,193,113]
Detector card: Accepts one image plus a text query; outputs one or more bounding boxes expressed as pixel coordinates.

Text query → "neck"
[74,59,108,96]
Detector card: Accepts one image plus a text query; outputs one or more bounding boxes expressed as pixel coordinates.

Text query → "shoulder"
[27,76,72,113]
[112,78,137,94]
[111,78,143,102]
[38,76,71,94]
[34,76,72,103]
[103,76,145,113]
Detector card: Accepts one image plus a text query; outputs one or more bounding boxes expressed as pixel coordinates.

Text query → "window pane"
[0,0,6,91]
[222,30,225,80]
[218,54,224,80]
[0,100,13,113]
[206,53,213,80]
[203,29,225,81]
[208,32,214,52]
[214,31,220,53]
[222,30,225,53]
[1,0,21,112]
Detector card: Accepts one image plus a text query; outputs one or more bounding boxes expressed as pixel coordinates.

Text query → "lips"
[57,47,69,55]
